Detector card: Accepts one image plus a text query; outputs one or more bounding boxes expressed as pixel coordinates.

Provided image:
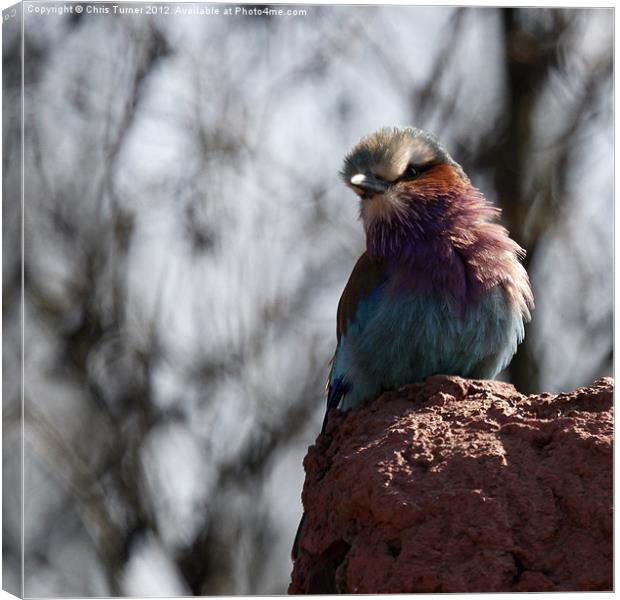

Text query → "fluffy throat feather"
[364,188,533,316]
[364,187,495,258]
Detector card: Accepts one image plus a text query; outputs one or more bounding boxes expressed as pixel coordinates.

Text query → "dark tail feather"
[291,512,306,561]
[320,376,349,434]
[293,378,349,561]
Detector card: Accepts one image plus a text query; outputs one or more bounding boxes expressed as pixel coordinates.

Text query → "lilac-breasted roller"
[293,126,533,559]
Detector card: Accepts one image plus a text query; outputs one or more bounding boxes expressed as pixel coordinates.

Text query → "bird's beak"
[349,173,390,195]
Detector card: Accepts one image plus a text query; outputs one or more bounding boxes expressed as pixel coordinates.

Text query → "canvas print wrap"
[2,2,613,596]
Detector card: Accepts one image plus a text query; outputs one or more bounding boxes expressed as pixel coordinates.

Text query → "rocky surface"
[289,376,613,594]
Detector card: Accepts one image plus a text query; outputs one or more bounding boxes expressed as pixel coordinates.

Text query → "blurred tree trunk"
[495,8,548,393]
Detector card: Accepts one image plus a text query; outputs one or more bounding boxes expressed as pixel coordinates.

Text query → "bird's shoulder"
[337,252,389,341]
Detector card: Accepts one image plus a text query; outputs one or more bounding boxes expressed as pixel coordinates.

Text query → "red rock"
[289,376,613,594]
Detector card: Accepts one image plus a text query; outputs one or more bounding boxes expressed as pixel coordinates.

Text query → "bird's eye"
[402,165,418,180]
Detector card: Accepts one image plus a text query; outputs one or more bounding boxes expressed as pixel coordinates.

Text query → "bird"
[292,126,533,559]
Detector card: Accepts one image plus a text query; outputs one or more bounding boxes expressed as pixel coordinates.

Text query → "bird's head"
[340,127,531,316]
[341,127,471,237]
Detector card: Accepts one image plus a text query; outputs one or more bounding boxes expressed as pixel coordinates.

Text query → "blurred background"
[2,3,613,596]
